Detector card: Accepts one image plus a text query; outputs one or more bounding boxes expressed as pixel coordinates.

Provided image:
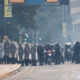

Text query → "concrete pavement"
[0,64,21,79]
[1,62,80,80]
[4,62,80,80]
[25,64,80,80]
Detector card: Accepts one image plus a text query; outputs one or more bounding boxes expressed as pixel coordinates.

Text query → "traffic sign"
[26,0,45,5]
[9,0,59,5]
[10,0,24,3]
[47,0,58,3]
[4,0,12,18]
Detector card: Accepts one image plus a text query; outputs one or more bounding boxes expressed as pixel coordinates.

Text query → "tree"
[12,4,39,29]
[0,4,39,41]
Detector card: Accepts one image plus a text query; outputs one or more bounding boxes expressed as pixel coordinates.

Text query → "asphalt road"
[4,62,80,80]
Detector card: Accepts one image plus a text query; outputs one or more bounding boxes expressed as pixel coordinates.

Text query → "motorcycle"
[44,49,52,65]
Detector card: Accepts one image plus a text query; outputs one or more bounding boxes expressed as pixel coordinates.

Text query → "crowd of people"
[0,38,80,66]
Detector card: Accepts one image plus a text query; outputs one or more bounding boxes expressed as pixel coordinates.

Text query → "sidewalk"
[0,64,21,79]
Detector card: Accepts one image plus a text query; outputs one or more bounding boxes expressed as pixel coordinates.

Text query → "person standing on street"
[54,43,62,65]
[18,44,24,66]
[37,44,44,66]
[72,42,80,64]
[31,44,36,66]
[10,42,16,64]
[24,43,30,66]
[0,42,4,64]
[4,40,10,64]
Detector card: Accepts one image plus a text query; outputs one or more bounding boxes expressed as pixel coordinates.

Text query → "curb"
[11,66,34,80]
[0,64,22,79]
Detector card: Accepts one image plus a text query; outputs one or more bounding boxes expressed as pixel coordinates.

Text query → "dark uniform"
[64,44,72,62]
[51,45,55,63]
[4,40,10,64]
[0,43,3,64]
[54,43,62,65]
[10,43,16,64]
[24,44,30,65]
[18,44,23,65]
[31,45,36,66]
[37,45,44,66]
[72,42,80,64]
[44,44,52,65]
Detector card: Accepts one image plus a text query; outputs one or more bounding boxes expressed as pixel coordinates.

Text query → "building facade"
[70,0,80,42]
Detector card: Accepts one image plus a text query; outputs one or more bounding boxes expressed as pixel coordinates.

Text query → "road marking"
[13,67,34,80]
[6,67,34,80]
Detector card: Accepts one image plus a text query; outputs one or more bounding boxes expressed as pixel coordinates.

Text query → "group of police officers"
[0,38,80,66]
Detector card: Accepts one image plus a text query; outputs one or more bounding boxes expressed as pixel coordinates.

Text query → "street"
[4,62,80,80]
[0,0,80,80]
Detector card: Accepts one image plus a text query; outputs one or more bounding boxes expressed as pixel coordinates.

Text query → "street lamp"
[19,32,22,44]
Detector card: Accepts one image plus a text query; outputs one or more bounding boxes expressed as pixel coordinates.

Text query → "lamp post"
[19,32,22,44]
